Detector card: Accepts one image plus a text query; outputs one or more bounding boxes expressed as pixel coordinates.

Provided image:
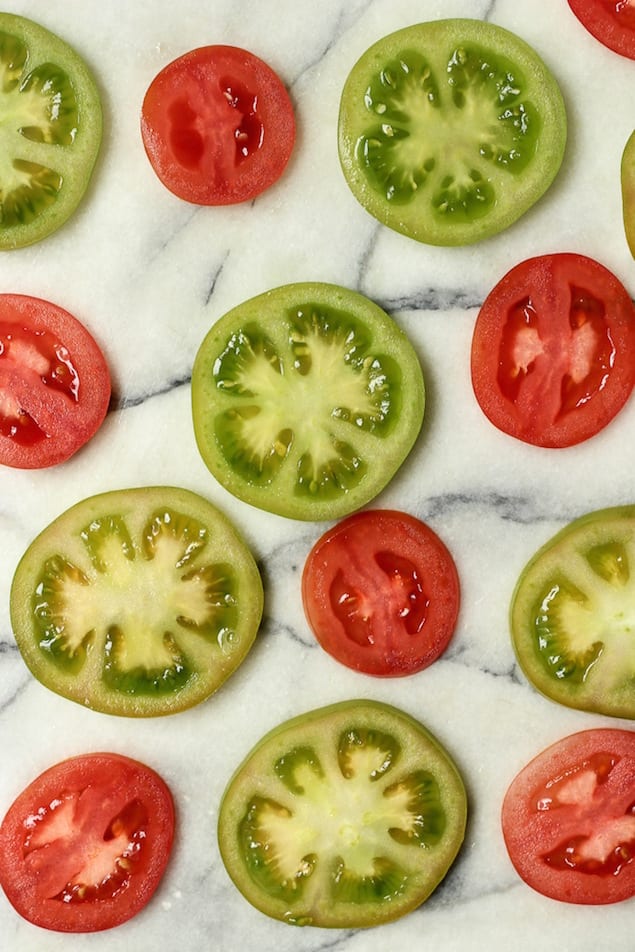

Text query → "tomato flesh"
[302,510,459,676]
[141,45,295,205]
[0,295,111,468]
[471,254,635,447]
[218,700,467,927]
[502,729,635,904]
[0,753,174,931]
[568,0,635,59]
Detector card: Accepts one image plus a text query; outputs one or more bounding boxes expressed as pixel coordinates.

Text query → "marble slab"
[0,1,634,949]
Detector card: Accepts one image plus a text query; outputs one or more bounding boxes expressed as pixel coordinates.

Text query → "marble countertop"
[1,1,634,949]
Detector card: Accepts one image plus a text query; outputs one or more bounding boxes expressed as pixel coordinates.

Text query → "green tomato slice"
[191,283,425,521]
[622,130,635,259]
[0,13,102,249]
[510,505,635,720]
[217,699,467,928]
[338,18,567,246]
[10,487,263,717]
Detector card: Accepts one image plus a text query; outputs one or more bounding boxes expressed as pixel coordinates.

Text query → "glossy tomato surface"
[568,0,635,59]
[0,13,102,249]
[0,294,111,468]
[191,283,425,521]
[502,729,635,904]
[218,699,467,928]
[510,504,635,720]
[302,510,460,676]
[338,18,566,245]
[10,486,263,716]
[471,253,635,447]
[0,752,175,932]
[141,45,295,205]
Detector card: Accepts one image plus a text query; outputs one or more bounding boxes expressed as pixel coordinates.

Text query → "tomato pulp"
[0,753,175,931]
[502,729,635,904]
[0,294,111,468]
[141,45,295,204]
[302,509,460,676]
[471,253,635,447]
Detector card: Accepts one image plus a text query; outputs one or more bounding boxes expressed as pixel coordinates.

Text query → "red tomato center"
[0,322,80,445]
[605,0,635,28]
[22,786,149,903]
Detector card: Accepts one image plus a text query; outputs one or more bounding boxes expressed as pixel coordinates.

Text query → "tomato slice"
[502,729,635,904]
[510,504,635,720]
[0,13,102,249]
[141,45,295,205]
[338,19,566,245]
[0,752,174,931]
[622,130,635,258]
[10,486,263,716]
[191,283,425,521]
[0,294,111,469]
[470,253,635,448]
[568,0,635,59]
[218,699,467,927]
[302,510,459,676]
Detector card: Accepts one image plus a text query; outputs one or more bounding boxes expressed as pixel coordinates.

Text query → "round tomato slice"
[0,752,174,932]
[338,19,566,246]
[10,486,263,716]
[0,13,102,250]
[218,699,467,928]
[568,0,635,60]
[470,253,635,448]
[141,45,295,205]
[191,283,425,521]
[0,294,111,469]
[510,504,635,720]
[302,510,459,676]
[502,729,635,904]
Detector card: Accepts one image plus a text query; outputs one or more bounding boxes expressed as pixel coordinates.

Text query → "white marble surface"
[0,0,634,949]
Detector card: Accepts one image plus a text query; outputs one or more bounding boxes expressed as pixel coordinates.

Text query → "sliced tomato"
[0,294,111,469]
[141,45,295,205]
[502,729,635,904]
[568,0,635,60]
[0,752,175,932]
[302,510,459,676]
[470,253,635,448]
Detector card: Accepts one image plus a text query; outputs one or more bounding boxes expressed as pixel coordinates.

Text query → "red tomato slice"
[470,253,635,448]
[0,752,175,932]
[301,509,460,677]
[141,45,296,205]
[502,729,635,904]
[568,0,635,60]
[0,294,111,469]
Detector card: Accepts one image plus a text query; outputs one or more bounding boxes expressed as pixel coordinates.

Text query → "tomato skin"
[141,45,295,205]
[502,729,635,904]
[0,294,111,469]
[568,0,635,60]
[470,253,635,448]
[0,752,175,932]
[302,510,459,676]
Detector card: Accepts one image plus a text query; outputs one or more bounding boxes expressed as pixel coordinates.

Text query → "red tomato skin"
[502,729,635,904]
[302,509,460,677]
[0,294,111,469]
[470,253,635,448]
[568,0,635,60]
[0,752,175,932]
[141,45,296,205]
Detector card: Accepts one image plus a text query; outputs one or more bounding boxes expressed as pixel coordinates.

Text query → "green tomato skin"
[0,13,102,250]
[622,131,635,259]
[217,699,467,928]
[338,18,567,246]
[510,505,635,720]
